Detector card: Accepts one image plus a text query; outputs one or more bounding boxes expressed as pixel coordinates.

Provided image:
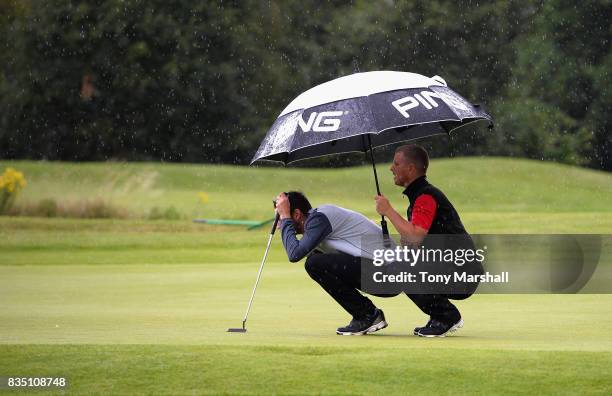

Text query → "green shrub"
[36,198,58,217]
[148,206,182,220]
[10,198,129,219]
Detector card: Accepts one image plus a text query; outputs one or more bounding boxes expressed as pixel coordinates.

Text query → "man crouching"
[275,191,392,335]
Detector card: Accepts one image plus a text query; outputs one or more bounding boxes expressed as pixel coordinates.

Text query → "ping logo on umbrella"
[392,91,441,118]
[298,111,344,132]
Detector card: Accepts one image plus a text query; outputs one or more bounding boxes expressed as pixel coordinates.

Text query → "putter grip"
[270,213,281,235]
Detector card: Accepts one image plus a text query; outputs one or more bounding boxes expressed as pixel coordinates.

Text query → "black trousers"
[304,252,468,323]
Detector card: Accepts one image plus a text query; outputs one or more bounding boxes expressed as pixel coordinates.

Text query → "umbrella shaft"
[366,135,391,244]
[367,135,382,196]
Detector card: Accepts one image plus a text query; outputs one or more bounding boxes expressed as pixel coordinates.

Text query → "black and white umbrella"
[251,71,493,235]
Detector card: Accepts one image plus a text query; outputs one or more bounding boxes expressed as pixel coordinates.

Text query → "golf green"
[1,218,612,394]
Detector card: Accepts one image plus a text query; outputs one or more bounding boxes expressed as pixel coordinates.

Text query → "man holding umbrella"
[375,144,480,337]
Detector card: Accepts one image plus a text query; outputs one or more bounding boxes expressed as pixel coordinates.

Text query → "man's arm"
[281,212,332,262]
[375,194,436,245]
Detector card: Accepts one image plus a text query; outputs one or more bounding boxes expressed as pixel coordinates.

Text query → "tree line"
[0,0,610,170]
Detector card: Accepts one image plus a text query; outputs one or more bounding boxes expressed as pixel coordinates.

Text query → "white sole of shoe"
[416,319,464,338]
[336,320,388,336]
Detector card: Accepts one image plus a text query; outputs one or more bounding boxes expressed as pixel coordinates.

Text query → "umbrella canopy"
[251,71,493,239]
[250,71,493,165]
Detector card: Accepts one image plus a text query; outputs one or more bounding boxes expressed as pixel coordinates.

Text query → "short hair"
[395,144,429,173]
[287,191,312,215]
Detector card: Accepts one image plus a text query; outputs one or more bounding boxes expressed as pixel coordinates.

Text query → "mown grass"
[0,158,611,394]
[2,157,612,220]
[1,222,611,394]
[1,345,611,395]
[1,259,612,394]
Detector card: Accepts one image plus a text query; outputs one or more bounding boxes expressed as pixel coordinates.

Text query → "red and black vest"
[403,175,468,235]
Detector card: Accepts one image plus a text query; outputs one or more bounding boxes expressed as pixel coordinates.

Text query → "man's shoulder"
[316,204,355,216]
[316,204,374,223]
[311,205,340,222]
[418,181,461,213]
[419,183,447,200]
[315,204,341,212]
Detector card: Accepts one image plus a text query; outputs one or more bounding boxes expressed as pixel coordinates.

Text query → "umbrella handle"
[380,217,391,247]
[380,218,389,236]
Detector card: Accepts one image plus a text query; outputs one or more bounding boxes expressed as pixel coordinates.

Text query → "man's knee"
[304,254,326,277]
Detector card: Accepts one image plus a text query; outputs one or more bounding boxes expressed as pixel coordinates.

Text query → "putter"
[228,199,282,333]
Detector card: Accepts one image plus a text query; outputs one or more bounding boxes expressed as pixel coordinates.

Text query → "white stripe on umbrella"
[280,71,448,116]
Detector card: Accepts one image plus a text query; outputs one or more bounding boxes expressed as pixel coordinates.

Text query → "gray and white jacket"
[280,204,390,262]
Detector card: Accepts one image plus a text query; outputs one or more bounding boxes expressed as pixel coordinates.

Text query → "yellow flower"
[198,192,209,204]
[0,167,26,194]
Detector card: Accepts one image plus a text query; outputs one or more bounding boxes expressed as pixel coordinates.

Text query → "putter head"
[227,320,247,333]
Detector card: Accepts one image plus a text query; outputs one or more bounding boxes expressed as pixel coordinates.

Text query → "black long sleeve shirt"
[280,211,332,262]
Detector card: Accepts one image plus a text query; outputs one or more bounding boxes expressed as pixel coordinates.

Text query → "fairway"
[3,157,612,222]
[1,159,612,394]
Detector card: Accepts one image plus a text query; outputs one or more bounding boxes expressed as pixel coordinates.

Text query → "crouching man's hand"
[275,192,291,219]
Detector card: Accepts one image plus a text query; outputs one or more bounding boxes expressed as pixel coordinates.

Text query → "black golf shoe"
[336,309,388,336]
[415,318,463,337]
[413,318,433,335]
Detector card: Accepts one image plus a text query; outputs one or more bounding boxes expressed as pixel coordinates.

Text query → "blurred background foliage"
[0,0,610,170]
